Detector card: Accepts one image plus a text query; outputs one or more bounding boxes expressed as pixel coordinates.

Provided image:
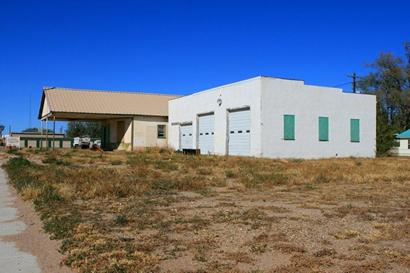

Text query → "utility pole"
[348,73,357,93]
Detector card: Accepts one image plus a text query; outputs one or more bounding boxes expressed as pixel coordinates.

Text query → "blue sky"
[1,0,409,132]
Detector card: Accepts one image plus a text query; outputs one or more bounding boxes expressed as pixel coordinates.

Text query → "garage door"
[180,124,193,150]
[198,113,214,154]
[228,108,250,156]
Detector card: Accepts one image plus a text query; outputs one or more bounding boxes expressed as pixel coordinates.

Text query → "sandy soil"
[152,183,410,273]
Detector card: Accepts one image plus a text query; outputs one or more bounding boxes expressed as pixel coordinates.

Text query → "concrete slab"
[0,221,26,236]
[0,207,19,222]
[0,241,42,273]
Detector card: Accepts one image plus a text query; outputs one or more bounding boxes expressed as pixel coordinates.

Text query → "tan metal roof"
[39,87,181,119]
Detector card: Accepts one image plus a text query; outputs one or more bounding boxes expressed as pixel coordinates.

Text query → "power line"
[332,82,352,87]
[333,73,367,91]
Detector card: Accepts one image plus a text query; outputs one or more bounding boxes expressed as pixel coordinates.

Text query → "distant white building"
[168,76,376,159]
[391,129,410,156]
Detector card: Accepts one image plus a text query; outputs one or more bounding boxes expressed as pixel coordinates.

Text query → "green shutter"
[350,119,360,142]
[284,115,295,140]
[319,117,329,141]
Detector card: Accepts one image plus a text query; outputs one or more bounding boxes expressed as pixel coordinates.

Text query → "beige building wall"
[108,116,168,151]
[133,116,168,149]
[41,140,47,148]
[108,119,133,150]
[27,140,37,148]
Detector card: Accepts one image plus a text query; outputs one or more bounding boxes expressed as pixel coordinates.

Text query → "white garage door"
[228,109,250,156]
[198,113,214,154]
[180,124,193,150]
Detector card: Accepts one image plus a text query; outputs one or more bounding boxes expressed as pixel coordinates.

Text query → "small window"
[246,130,250,133]
[238,130,243,133]
[230,131,234,134]
[318,117,329,141]
[157,125,166,139]
[408,140,410,149]
[284,114,295,140]
[350,119,360,142]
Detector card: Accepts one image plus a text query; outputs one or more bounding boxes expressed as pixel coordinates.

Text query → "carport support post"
[52,116,55,150]
[40,119,43,150]
[131,117,134,151]
[45,118,48,149]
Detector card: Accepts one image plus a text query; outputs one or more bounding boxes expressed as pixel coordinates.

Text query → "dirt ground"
[156,182,410,273]
[2,149,410,273]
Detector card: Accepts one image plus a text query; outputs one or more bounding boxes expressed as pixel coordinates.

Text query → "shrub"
[21,186,42,200]
[268,173,289,185]
[110,160,123,165]
[4,157,42,191]
[197,167,212,175]
[6,156,30,169]
[42,213,81,240]
[114,214,128,225]
[34,185,63,206]
[6,149,21,155]
[43,155,70,166]
[151,179,176,191]
[315,173,331,184]
[153,160,178,171]
[225,170,236,178]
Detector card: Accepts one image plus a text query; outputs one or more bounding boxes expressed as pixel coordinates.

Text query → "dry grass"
[3,148,410,273]
[21,185,42,200]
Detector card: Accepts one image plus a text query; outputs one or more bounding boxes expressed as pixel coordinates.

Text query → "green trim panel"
[350,119,360,142]
[318,117,329,141]
[284,115,295,140]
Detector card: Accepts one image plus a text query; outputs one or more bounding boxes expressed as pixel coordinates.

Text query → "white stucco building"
[391,129,410,156]
[168,76,376,159]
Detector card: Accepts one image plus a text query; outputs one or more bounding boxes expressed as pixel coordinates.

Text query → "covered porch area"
[39,112,135,151]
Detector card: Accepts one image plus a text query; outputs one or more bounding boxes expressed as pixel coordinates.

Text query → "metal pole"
[46,118,48,149]
[131,117,134,152]
[40,120,43,149]
[52,116,56,150]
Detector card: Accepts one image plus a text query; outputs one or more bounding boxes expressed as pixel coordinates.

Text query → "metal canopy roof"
[38,87,181,120]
